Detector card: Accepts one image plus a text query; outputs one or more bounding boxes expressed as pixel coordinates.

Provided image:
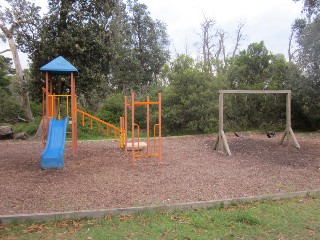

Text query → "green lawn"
[1,195,320,239]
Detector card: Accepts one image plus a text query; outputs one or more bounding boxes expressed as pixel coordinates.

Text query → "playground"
[1,132,320,215]
[1,56,319,217]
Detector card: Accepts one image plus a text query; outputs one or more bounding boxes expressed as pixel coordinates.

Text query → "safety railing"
[49,94,72,120]
[42,88,72,120]
[77,109,123,140]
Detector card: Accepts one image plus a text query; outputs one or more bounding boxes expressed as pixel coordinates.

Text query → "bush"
[161,55,224,135]
[0,89,23,121]
[96,93,124,125]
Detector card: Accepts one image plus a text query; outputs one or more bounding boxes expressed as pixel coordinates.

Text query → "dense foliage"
[27,0,169,110]
[0,56,23,120]
[162,55,227,134]
[1,0,320,135]
[289,0,320,129]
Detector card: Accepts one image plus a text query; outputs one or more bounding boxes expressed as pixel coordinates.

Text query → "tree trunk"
[32,117,46,140]
[8,36,34,121]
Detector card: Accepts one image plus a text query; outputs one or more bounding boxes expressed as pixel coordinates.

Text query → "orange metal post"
[131,92,135,164]
[48,75,54,118]
[158,93,162,163]
[120,117,123,149]
[146,96,150,156]
[45,72,49,127]
[71,72,77,156]
[124,96,128,154]
[51,94,55,118]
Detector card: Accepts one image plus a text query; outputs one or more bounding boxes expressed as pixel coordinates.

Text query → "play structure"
[40,56,162,168]
[214,90,300,155]
[122,92,162,165]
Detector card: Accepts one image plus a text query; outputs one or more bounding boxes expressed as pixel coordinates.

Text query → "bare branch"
[288,30,294,62]
[231,21,245,58]
[0,48,10,54]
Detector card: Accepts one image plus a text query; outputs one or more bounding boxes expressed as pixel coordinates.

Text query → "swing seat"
[126,141,147,151]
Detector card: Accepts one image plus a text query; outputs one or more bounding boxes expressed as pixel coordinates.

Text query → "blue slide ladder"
[41,117,69,169]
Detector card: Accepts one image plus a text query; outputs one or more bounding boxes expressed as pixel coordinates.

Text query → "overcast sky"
[139,0,304,58]
[0,0,304,69]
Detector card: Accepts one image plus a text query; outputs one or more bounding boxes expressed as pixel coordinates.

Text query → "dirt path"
[1,132,320,215]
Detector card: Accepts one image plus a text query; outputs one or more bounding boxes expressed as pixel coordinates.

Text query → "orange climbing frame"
[123,92,162,165]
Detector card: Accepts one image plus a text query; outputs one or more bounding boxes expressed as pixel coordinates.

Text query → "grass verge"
[1,195,320,239]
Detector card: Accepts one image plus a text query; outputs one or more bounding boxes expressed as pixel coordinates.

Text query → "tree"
[196,16,245,75]
[29,0,119,107]
[226,42,293,130]
[293,0,320,19]
[162,55,227,134]
[110,0,170,95]
[0,0,41,121]
[289,11,320,129]
[198,16,215,74]
[228,42,273,89]
[288,19,306,62]
[29,0,169,108]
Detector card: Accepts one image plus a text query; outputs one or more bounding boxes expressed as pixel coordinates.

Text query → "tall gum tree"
[0,0,41,121]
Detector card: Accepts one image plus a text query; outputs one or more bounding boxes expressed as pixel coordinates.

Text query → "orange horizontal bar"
[127,101,159,106]
[48,94,71,97]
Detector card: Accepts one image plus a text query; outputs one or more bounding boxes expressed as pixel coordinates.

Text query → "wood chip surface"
[1,132,320,215]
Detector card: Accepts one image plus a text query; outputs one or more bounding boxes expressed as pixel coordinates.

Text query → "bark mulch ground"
[1,132,320,215]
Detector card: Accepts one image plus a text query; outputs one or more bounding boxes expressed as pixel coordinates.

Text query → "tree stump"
[0,126,14,139]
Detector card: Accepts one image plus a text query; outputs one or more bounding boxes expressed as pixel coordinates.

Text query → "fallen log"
[14,132,28,140]
[0,126,14,139]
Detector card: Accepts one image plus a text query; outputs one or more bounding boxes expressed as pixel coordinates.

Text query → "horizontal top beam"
[127,101,159,106]
[219,90,291,94]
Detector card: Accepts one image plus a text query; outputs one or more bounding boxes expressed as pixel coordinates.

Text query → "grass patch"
[0,116,42,137]
[1,195,320,239]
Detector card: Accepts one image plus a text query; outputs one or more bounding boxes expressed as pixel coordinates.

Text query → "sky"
[0,0,304,69]
[139,0,304,58]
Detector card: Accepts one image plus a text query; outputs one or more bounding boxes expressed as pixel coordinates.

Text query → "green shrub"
[0,89,23,121]
[96,93,124,125]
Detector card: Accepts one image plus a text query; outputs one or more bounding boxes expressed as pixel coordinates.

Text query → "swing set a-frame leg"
[280,127,300,149]
[214,130,231,155]
[280,92,300,149]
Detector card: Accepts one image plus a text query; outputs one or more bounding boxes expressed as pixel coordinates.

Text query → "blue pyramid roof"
[40,56,78,75]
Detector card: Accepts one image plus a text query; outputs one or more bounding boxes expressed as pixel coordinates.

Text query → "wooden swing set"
[214,90,300,155]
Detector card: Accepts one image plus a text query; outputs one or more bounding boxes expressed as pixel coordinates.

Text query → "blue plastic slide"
[41,117,69,169]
